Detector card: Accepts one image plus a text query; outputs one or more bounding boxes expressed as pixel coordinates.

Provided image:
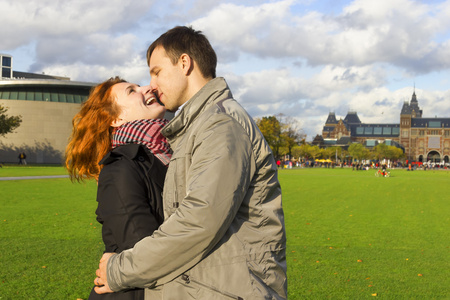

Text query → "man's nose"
[139,85,152,95]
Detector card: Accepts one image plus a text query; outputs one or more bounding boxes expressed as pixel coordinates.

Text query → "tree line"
[255,114,404,163]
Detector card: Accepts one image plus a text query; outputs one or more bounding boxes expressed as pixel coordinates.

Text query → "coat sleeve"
[107,113,255,291]
[96,157,161,253]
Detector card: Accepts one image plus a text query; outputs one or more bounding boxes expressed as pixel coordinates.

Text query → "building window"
[402,130,409,137]
[1,55,12,79]
[419,130,425,136]
[445,130,450,137]
[374,127,382,135]
[429,121,441,128]
[2,67,12,78]
[383,127,392,135]
[411,130,417,136]
[2,56,12,67]
[366,140,376,147]
[392,127,400,135]
[428,136,440,148]
[430,130,440,135]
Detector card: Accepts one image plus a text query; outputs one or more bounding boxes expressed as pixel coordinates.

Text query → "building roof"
[0,79,96,103]
[400,101,411,114]
[325,112,338,124]
[13,71,70,81]
[350,123,400,137]
[344,111,361,124]
[411,118,450,128]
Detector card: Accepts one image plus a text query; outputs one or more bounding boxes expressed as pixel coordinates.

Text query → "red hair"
[65,77,126,181]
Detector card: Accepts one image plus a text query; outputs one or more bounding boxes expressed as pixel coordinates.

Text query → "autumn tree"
[0,105,22,137]
[256,114,305,159]
[277,114,305,158]
[255,116,283,158]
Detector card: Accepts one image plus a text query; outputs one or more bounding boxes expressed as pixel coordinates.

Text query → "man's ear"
[111,118,126,128]
[179,53,193,75]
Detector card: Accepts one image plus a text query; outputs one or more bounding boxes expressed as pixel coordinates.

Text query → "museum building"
[316,91,450,164]
[0,54,96,164]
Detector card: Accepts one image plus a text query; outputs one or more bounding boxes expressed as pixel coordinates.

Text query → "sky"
[2,0,450,140]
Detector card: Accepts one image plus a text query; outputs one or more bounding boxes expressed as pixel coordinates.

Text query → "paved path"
[0,175,69,181]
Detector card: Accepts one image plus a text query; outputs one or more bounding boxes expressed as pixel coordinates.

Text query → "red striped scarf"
[112,119,172,166]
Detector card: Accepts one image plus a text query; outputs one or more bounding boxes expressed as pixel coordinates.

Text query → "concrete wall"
[0,99,81,164]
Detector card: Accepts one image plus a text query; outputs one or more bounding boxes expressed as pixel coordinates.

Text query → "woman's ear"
[111,118,126,128]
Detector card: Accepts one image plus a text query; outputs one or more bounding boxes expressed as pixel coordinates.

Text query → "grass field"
[1,165,449,299]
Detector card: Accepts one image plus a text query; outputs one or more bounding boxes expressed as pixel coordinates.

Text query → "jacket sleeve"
[107,113,255,291]
[96,156,161,253]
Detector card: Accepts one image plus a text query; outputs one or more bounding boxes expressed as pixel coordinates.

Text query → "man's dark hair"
[147,26,217,79]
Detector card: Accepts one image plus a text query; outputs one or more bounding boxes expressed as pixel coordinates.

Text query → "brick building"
[316,91,450,164]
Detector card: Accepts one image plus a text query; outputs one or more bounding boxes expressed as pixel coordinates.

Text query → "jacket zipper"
[181,275,244,300]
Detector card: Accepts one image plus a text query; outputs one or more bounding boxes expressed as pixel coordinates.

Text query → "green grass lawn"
[1,166,449,299]
[0,165,68,177]
[281,167,450,299]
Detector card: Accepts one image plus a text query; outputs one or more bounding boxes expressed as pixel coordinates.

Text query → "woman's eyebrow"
[125,84,140,93]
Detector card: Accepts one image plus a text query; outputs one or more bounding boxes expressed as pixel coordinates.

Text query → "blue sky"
[2,0,450,141]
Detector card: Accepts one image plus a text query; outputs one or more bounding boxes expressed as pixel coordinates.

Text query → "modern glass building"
[0,54,96,164]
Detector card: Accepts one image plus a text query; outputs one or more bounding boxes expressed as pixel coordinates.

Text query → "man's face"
[149,46,188,112]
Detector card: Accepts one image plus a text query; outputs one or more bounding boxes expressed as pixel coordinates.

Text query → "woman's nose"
[140,85,152,95]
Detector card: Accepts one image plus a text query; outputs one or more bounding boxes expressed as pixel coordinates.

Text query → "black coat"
[88,143,166,300]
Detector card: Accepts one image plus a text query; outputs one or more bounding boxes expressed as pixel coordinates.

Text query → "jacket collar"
[162,77,232,141]
[100,143,148,166]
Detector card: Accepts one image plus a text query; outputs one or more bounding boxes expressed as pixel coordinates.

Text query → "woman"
[65,77,171,299]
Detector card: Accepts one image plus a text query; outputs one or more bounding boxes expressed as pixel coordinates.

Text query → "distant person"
[382,164,387,176]
[65,77,171,300]
[94,26,287,299]
[18,152,27,165]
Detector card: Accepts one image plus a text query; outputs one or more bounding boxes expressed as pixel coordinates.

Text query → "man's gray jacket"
[107,77,287,299]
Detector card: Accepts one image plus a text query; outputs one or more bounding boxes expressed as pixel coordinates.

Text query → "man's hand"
[94,252,116,294]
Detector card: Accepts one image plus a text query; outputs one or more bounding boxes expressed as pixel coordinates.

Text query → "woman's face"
[111,82,166,127]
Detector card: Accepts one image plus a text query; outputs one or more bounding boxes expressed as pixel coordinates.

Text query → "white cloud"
[2,0,450,140]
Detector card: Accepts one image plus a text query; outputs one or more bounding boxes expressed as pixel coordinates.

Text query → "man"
[95,26,287,299]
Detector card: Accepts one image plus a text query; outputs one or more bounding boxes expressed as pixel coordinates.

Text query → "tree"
[373,143,404,162]
[348,143,369,162]
[307,145,322,161]
[0,105,22,137]
[373,143,389,162]
[256,114,305,159]
[277,114,305,158]
[255,116,283,158]
[389,146,404,161]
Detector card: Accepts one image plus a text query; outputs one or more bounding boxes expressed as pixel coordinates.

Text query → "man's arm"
[105,114,255,291]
